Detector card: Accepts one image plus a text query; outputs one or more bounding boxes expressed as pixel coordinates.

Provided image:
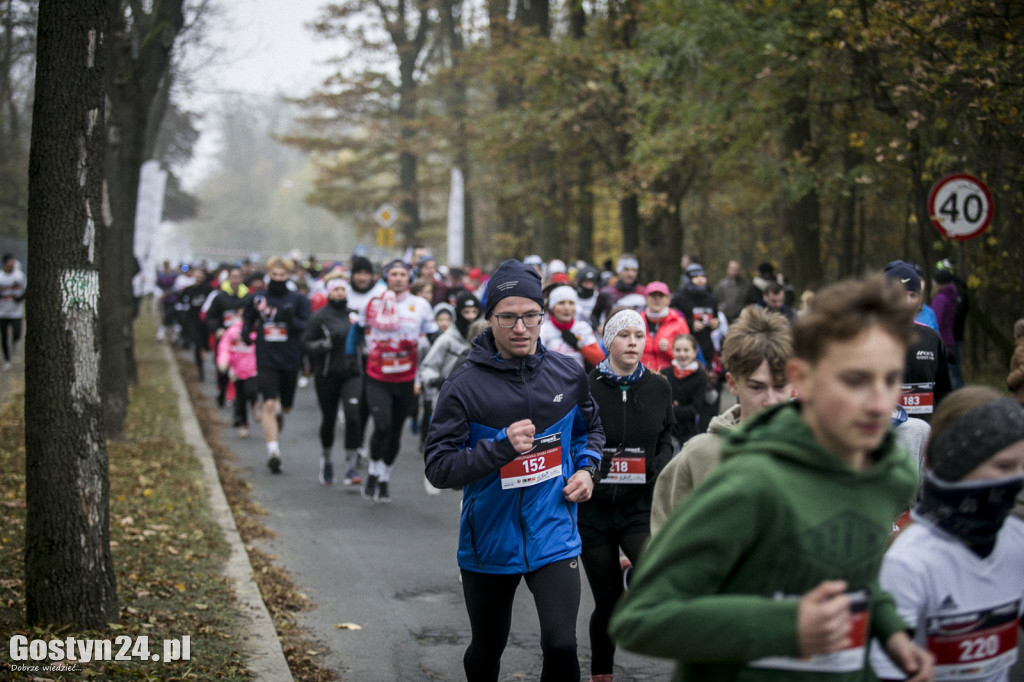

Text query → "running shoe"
[375,481,391,503]
[343,468,362,486]
[298,375,310,389]
[362,474,379,500]
[267,452,282,474]
[319,458,334,486]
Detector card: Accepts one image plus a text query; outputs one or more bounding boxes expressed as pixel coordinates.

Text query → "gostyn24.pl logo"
[8,634,191,670]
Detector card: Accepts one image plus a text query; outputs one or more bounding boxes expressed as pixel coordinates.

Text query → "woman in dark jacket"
[582,308,674,682]
[300,276,359,486]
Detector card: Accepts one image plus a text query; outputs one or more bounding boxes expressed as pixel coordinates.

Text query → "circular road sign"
[928,173,993,241]
[374,203,399,229]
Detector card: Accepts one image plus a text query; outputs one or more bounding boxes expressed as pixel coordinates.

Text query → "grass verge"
[0,315,334,681]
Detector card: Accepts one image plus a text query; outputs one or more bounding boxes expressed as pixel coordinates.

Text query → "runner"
[424,259,605,681]
[301,275,359,486]
[346,259,438,502]
[871,387,1024,682]
[582,308,674,682]
[0,254,26,371]
[241,257,311,474]
[610,273,934,682]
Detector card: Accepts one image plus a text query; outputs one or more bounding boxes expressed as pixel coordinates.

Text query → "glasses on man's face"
[493,312,544,328]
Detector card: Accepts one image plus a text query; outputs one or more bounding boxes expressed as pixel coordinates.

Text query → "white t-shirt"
[870,516,1024,681]
[0,266,26,319]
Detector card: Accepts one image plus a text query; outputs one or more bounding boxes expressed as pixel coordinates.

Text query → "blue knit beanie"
[484,259,544,318]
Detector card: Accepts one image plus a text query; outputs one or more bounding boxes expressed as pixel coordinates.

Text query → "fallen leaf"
[334,623,363,631]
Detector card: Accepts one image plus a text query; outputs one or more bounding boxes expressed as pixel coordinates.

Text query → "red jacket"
[641,309,690,372]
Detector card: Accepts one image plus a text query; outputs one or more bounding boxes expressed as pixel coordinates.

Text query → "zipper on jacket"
[516,489,530,572]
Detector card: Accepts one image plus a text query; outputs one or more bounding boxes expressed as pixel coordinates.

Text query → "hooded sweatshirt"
[610,401,918,682]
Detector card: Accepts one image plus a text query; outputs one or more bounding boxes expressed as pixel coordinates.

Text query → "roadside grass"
[1,318,247,680]
[1,315,334,681]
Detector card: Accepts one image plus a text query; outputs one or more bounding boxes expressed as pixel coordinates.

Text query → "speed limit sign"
[928,173,993,241]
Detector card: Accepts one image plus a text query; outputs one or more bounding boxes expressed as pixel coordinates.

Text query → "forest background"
[0,0,1021,376]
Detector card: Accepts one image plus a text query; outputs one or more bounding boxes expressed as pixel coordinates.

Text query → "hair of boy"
[792,273,915,365]
[763,281,784,296]
[410,277,433,297]
[721,305,793,384]
[265,256,294,273]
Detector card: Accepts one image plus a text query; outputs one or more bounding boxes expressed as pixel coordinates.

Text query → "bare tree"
[25,0,118,627]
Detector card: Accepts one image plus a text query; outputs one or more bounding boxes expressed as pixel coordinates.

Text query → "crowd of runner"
[149,249,1023,682]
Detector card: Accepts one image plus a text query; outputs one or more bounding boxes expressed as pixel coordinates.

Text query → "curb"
[162,343,294,681]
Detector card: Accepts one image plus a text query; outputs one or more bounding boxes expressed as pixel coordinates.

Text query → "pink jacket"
[216,321,257,381]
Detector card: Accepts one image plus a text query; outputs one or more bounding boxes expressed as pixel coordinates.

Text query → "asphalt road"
[193,367,674,682]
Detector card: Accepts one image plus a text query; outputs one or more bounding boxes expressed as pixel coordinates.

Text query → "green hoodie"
[609,401,918,682]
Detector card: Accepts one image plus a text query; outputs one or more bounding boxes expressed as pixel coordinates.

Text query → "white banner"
[446,167,464,268]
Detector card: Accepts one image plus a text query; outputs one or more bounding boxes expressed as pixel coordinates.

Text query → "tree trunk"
[25,0,119,627]
[620,193,639,254]
[781,88,823,291]
[101,0,185,439]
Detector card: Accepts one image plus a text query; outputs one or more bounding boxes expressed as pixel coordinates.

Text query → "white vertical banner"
[134,160,168,258]
[447,167,465,268]
[135,160,168,294]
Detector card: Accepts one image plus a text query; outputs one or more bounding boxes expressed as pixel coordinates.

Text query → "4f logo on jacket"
[552,394,563,402]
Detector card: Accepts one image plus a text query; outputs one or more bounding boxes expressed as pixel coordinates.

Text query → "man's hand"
[563,470,594,503]
[884,631,934,682]
[797,580,852,657]
[506,419,536,454]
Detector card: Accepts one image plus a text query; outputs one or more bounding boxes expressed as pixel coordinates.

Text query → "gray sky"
[182,0,341,187]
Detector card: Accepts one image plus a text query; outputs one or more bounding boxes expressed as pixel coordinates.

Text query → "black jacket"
[586,368,675,510]
[301,302,357,377]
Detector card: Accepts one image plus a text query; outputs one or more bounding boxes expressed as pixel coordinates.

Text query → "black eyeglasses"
[493,312,544,328]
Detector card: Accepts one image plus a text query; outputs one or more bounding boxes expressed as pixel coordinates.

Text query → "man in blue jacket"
[425,259,605,682]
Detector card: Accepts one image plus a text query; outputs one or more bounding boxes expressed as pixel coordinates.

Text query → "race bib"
[500,433,563,490]
[379,348,412,375]
[926,600,1020,680]
[263,322,288,342]
[900,382,935,415]
[750,591,869,673]
[603,446,645,484]
[223,310,239,327]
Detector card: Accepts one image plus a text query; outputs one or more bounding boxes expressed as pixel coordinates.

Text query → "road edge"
[162,342,294,682]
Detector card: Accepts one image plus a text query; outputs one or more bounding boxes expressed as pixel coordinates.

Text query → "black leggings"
[580,531,648,675]
[232,378,258,427]
[0,317,22,361]
[340,374,368,450]
[314,372,347,450]
[461,557,581,682]
[364,377,417,466]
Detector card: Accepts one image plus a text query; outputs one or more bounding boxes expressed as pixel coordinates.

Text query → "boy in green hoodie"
[610,274,935,682]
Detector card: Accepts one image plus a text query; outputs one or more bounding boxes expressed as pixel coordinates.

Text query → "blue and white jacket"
[424,328,605,574]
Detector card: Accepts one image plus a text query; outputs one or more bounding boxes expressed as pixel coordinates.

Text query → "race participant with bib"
[886,260,951,422]
[424,259,605,682]
[609,274,934,682]
[241,257,311,474]
[347,259,438,503]
[582,308,674,682]
[871,386,1024,682]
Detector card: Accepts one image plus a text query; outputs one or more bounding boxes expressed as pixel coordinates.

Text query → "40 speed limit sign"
[928,173,993,241]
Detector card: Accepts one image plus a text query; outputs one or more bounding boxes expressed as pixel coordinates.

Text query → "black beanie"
[351,256,373,275]
[484,260,544,318]
[928,399,1024,481]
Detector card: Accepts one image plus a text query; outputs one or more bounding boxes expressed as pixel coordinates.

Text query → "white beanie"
[547,285,577,309]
